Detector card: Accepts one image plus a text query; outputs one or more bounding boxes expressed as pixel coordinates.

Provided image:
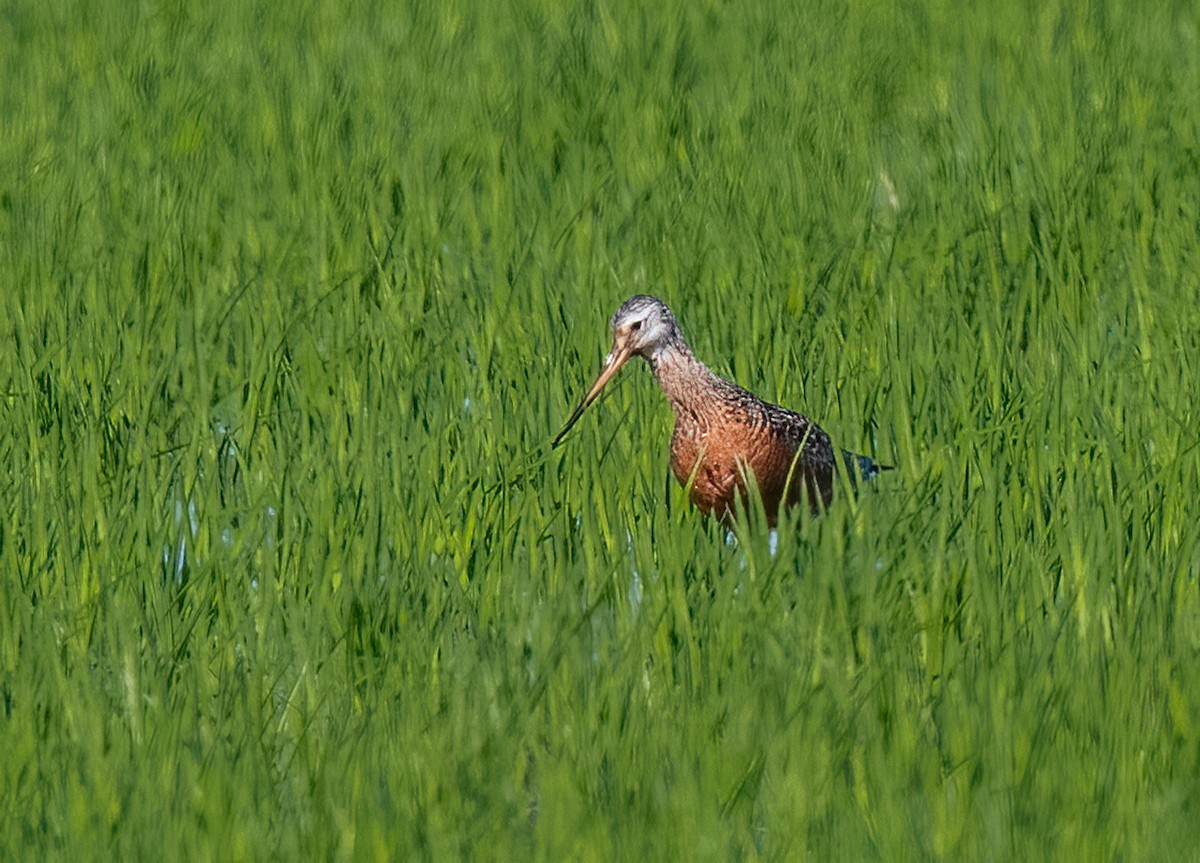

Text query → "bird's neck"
[647,341,721,415]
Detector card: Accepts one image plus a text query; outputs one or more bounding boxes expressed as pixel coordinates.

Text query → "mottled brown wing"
[759,403,836,514]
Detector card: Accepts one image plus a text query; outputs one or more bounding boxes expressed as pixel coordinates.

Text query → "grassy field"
[3,0,1200,858]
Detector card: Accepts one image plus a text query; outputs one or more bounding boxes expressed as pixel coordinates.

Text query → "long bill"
[552,345,634,447]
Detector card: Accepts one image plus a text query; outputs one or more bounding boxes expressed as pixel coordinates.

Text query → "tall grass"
[2,0,1199,858]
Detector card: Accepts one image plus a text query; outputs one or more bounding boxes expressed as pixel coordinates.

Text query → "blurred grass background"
[2,0,1200,858]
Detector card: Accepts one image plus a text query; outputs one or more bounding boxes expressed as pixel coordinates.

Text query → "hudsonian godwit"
[554,295,889,526]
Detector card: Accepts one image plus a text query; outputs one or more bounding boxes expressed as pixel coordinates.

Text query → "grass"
[2,0,1200,858]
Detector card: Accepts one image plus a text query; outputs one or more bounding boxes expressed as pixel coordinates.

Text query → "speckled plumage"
[554,295,887,526]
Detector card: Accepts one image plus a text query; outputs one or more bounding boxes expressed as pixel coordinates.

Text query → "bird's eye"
[630,320,642,332]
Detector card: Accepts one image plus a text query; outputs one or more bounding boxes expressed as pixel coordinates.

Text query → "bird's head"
[606,294,679,361]
[553,295,680,447]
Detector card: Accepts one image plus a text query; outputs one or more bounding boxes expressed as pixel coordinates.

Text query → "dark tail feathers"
[840,450,893,489]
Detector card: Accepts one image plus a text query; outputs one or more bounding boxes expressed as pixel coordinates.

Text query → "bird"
[553,295,889,526]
